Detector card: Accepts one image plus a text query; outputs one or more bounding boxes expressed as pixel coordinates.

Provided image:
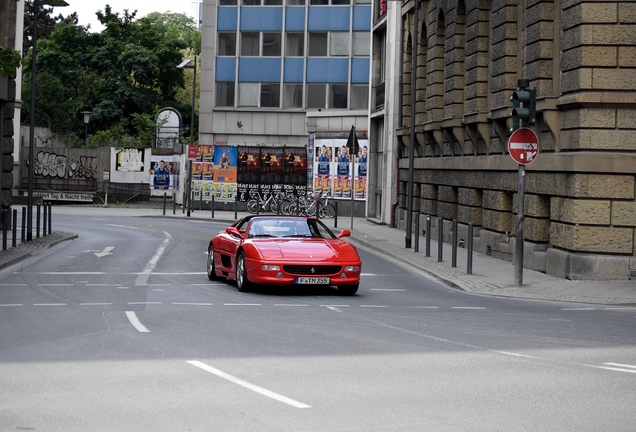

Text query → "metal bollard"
[21,207,26,243]
[234,196,238,220]
[36,205,41,239]
[173,197,176,215]
[48,202,52,235]
[452,219,458,267]
[211,195,215,219]
[43,203,48,236]
[163,192,167,216]
[467,223,474,274]
[425,215,431,257]
[12,209,17,248]
[437,217,443,262]
[414,212,420,253]
[334,201,338,228]
[2,209,7,250]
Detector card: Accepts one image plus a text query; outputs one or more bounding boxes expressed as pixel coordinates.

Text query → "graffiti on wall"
[34,151,98,180]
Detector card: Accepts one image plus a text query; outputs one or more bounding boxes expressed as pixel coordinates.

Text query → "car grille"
[283,265,342,275]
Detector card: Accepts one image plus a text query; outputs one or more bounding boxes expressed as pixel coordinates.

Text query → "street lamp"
[27,0,69,241]
[176,56,197,144]
[81,110,91,147]
[388,0,418,248]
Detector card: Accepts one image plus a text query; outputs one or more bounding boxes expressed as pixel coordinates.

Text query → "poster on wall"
[150,155,179,190]
[236,146,308,201]
[312,138,368,200]
[115,148,145,172]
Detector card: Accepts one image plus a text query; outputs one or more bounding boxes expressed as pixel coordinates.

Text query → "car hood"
[253,239,356,261]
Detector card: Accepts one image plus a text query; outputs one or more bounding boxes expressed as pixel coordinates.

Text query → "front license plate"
[295,277,330,285]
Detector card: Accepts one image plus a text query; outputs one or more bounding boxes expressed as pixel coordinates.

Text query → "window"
[216,82,235,107]
[261,83,281,107]
[330,33,349,56]
[218,33,236,56]
[307,84,326,108]
[353,32,370,56]
[351,84,369,110]
[286,33,304,56]
[262,33,282,56]
[220,0,237,4]
[309,33,328,56]
[329,84,348,108]
[243,0,259,4]
[283,84,303,108]
[239,83,259,106]
[310,0,328,4]
[264,0,283,4]
[241,32,259,56]
[331,0,350,4]
[287,0,305,4]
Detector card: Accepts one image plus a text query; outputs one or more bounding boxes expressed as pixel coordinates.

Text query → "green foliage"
[21,4,200,146]
[0,48,21,77]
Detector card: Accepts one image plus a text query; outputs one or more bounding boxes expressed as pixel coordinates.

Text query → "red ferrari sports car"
[207,215,361,295]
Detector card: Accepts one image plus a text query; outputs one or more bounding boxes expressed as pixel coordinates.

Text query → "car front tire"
[207,247,218,281]
[338,283,359,296]
[236,252,251,292]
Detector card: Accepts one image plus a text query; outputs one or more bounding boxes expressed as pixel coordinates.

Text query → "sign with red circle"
[508,127,539,165]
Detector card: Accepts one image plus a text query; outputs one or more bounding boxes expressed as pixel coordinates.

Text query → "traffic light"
[511,86,536,128]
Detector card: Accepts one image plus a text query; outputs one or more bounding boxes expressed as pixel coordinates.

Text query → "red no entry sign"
[508,127,539,165]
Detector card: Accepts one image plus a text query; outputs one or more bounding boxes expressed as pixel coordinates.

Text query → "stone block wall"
[396,0,636,280]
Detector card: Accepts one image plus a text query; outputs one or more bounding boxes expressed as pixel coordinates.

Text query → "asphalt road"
[1,214,635,431]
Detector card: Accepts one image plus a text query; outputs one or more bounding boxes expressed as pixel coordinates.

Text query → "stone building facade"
[0,0,18,210]
[377,0,636,280]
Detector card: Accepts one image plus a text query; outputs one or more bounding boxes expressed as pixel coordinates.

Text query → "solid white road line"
[125,311,150,333]
[370,288,406,292]
[187,360,311,409]
[600,363,636,374]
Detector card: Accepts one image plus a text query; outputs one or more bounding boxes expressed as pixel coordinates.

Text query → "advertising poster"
[188,144,214,162]
[116,148,144,172]
[261,147,284,185]
[312,138,368,200]
[283,147,308,186]
[213,144,237,184]
[237,146,262,185]
[314,139,333,197]
[150,155,179,190]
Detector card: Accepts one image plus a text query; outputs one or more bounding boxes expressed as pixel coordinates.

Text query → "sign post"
[508,127,539,286]
[345,126,360,230]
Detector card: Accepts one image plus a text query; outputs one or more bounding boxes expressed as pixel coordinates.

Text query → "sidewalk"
[3,202,635,306]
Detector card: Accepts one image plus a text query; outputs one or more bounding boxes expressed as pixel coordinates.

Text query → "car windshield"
[247,218,335,239]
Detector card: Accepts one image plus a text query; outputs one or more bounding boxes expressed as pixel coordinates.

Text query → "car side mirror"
[226,227,244,238]
[336,229,351,239]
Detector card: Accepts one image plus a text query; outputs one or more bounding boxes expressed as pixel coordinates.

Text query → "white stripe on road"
[172,302,214,306]
[136,238,170,285]
[370,288,406,292]
[600,363,636,374]
[187,360,311,409]
[125,311,150,333]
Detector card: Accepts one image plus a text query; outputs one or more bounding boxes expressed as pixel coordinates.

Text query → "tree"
[21,5,199,147]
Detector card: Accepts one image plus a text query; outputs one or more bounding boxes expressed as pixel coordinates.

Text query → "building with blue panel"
[199,0,371,153]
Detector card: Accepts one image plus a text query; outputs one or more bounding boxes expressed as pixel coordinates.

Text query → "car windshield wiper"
[250,234,275,238]
[282,234,314,238]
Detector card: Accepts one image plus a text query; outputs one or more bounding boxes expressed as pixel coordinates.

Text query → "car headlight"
[344,265,360,271]
[261,264,280,271]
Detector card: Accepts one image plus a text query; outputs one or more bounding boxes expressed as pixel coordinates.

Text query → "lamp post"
[81,110,91,147]
[27,0,68,241]
[176,56,197,144]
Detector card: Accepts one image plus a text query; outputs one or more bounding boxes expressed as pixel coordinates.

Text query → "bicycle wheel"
[324,203,336,218]
[246,199,259,214]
